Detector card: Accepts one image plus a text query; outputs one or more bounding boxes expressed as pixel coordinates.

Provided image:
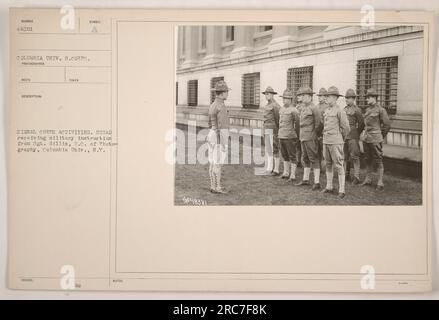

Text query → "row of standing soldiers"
[262,85,391,198]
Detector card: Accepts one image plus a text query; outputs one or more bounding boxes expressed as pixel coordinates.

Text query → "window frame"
[225,26,235,42]
[286,66,314,105]
[241,72,261,109]
[356,56,398,115]
[187,80,198,107]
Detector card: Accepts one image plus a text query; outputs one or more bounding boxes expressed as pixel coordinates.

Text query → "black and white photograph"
[174,24,424,206]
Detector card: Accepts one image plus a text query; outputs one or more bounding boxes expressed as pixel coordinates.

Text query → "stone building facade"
[175,25,424,170]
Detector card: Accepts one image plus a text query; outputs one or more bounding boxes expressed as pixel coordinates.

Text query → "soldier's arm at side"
[274,104,280,130]
[313,106,323,137]
[339,109,350,140]
[209,105,221,143]
[294,110,300,138]
[209,105,218,130]
[380,107,391,138]
[356,107,365,133]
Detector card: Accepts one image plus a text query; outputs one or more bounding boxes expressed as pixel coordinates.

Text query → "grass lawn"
[174,129,422,206]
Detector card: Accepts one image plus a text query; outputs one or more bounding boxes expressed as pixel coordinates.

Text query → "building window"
[241,72,260,109]
[210,76,224,103]
[226,26,235,42]
[187,80,198,106]
[200,26,207,50]
[258,26,273,32]
[176,82,178,105]
[356,56,398,115]
[287,66,314,104]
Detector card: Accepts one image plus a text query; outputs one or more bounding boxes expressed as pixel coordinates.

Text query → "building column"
[181,26,199,68]
[203,26,222,64]
[268,26,299,51]
[230,26,254,59]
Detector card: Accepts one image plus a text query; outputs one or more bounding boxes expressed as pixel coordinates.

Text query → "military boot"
[376,166,384,191]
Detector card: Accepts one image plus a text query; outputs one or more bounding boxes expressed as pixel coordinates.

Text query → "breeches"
[279,138,298,163]
[301,139,320,169]
[324,143,345,173]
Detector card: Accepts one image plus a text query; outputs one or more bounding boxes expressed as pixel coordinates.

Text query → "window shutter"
[187,80,198,106]
[241,72,260,109]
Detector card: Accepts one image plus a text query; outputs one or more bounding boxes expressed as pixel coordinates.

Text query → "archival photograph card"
[7,8,434,292]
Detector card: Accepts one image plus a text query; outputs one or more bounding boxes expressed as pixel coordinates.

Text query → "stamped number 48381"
[182,197,207,206]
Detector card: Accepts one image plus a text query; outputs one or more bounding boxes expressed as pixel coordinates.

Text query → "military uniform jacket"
[299,102,322,142]
[208,99,229,130]
[322,104,350,144]
[278,105,300,139]
[344,104,365,140]
[363,103,391,143]
[317,102,328,138]
[317,102,329,117]
[263,100,280,131]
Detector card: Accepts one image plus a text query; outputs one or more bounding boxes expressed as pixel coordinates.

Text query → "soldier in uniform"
[295,86,323,190]
[207,80,231,194]
[261,86,281,175]
[277,89,301,182]
[316,87,329,117]
[360,88,391,191]
[343,89,364,184]
[316,88,329,171]
[321,86,350,198]
[295,94,304,168]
